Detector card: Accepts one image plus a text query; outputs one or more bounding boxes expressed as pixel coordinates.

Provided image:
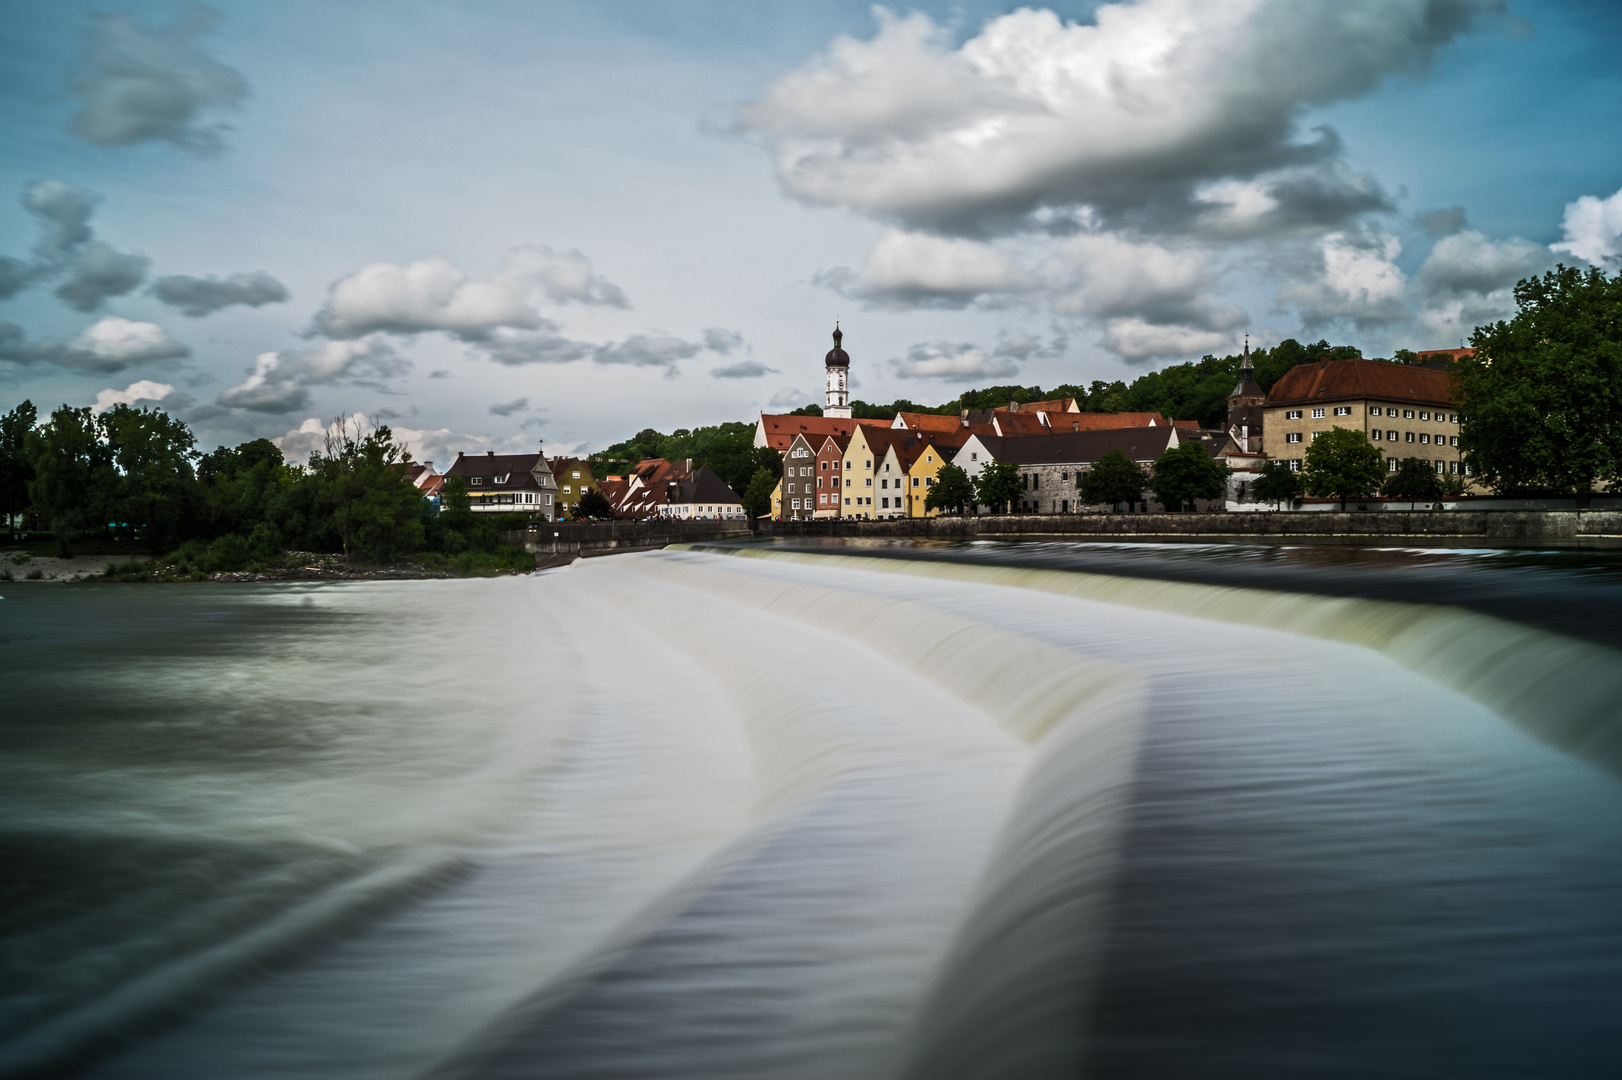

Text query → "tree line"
[0,406,530,572]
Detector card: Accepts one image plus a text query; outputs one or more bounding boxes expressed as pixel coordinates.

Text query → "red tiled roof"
[1268,358,1453,408]
[992,412,1050,437]
[1417,347,1474,361]
[998,397,1079,414]
[758,414,890,452]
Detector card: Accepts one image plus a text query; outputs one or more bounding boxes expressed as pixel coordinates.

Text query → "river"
[2,541,1619,1078]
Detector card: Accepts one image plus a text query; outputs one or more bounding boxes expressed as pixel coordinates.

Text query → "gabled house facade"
[443,447,559,519]
[551,457,603,519]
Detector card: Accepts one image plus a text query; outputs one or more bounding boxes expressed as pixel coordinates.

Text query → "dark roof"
[825,326,849,368]
[1268,358,1453,407]
[973,428,1178,465]
[671,466,742,505]
[444,451,554,490]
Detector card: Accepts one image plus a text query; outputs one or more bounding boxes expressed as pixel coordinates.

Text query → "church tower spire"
[824,322,851,418]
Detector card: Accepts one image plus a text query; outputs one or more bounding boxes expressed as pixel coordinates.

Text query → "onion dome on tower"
[824,323,852,418]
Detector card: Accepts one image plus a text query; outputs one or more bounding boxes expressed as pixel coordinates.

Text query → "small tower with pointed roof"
[1227,335,1266,453]
[824,324,852,418]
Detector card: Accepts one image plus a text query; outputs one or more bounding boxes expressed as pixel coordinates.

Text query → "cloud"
[1416,230,1553,299]
[312,245,627,340]
[819,230,1031,308]
[0,259,29,301]
[428,369,451,379]
[217,336,404,413]
[489,398,529,416]
[1417,205,1468,238]
[152,270,289,316]
[271,413,525,468]
[889,341,1020,380]
[1281,230,1411,329]
[54,242,151,312]
[768,387,809,407]
[994,330,1067,361]
[67,7,247,153]
[1099,319,1235,363]
[1552,184,1622,265]
[0,179,101,298]
[0,315,190,372]
[703,327,745,354]
[710,359,778,378]
[593,333,701,373]
[91,379,177,413]
[740,2,1498,236]
[474,326,597,366]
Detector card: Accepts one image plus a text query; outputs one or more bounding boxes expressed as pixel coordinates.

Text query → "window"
[1286,432,1302,443]
[865,477,872,486]
[927,455,934,463]
[1420,411,1430,421]
[1288,459,1302,472]
[1311,408,1326,418]
[1371,430,1382,441]
[1420,433,1430,444]
[1388,457,1399,472]
[791,499,800,509]
[912,477,919,486]
[571,471,580,479]
[880,478,888,489]
[1405,432,1415,443]
[1388,430,1398,441]
[471,476,483,485]
[845,460,851,469]
[925,477,933,486]
[817,477,823,488]
[866,459,872,468]
[1286,409,1302,419]
[845,478,851,487]
[1404,409,1415,419]
[1370,406,1383,416]
[1436,461,1447,474]
[1450,436,1459,447]
[821,461,828,470]
[832,460,839,470]
[1450,414,1459,423]
[563,485,572,493]
[971,452,978,461]
[1333,406,1352,416]
[1061,471,1069,481]
[788,483,795,493]
[881,497,890,508]
[844,497,850,505]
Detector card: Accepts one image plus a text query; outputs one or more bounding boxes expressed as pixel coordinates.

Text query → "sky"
[2,0,1620,464]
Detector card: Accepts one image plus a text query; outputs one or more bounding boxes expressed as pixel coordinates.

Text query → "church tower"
[1227,336,1266,453]
[824,324,851,418]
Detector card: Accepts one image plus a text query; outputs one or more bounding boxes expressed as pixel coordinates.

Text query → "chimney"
[487,450,495,456]
[423,461,433,471]
[685,458,692,473]
[1008,399,1019,412]
[457,451,463,459]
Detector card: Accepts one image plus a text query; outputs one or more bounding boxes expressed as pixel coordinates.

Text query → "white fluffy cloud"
[217,337,405,413]
[1414,229,1552,335]
[1280,231,1410,329]
[312,246,627,341]
[711,359,778,378]
[1098,319,1234,363]
[819,230,1031,308]
[1552,185,1622,265]
[67,7,247,153]
[271,413,540,468]
[0,315,190,373]
[889,341,1021,380]
[741,2,1494,236]
[91,379,177,413]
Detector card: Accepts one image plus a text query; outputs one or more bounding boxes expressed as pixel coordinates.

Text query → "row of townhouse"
[600,457,747,520]
[775,424,953,520]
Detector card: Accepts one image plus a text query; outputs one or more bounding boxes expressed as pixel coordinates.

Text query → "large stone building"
[1264,358,1463,478]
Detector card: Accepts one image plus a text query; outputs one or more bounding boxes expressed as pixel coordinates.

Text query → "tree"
[1,400,37,536]
[1147,442,1229,511]
[741,467,777,520]
[925,462,975,515]
[1077,448,1146,509]
[973,460,1022,514]
[1456,264,1622,500]
[1302,427,1387,510]
[97,404,200,552]
[1251,460,1301,508]
[25,405,112,555]
[1391,348,1422,365]
[1382,457,1443,509]
[309,417,423,563]
[575,488,614,519]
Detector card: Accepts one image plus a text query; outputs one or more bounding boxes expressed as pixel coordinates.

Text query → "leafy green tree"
[1302,427,1387,510]
[1148,442,1230,511]
[1251,460,1301,508]
[1391,348,1422,365]
[574,487,614,519]
[925,462,975,515]
[309,417,423,562]
[197,438,287,537]
[742,466,777,519]
[25,405,113,555]
[1456,264,1622,500]
[973,460,1022,514]
[1382,457,1443,509]
[1077,448,1146,509]
[2,400,38,536]
[97,404,199,552]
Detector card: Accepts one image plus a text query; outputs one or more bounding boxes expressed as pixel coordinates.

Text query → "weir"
[767,509,1622,548]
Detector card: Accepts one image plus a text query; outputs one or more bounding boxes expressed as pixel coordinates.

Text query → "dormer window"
[470,477,483,485]
[494,473,510,484]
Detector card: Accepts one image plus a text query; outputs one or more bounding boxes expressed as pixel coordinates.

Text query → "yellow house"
[843,424,903,519]
[771,479,782,519]
[900,437,948,518]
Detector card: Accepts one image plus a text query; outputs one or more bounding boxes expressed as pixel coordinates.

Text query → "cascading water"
[2,543,1619,1079]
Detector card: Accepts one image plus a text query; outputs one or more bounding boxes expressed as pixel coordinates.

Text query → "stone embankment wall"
[766,511,1622,549]
[505,520,755,561]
